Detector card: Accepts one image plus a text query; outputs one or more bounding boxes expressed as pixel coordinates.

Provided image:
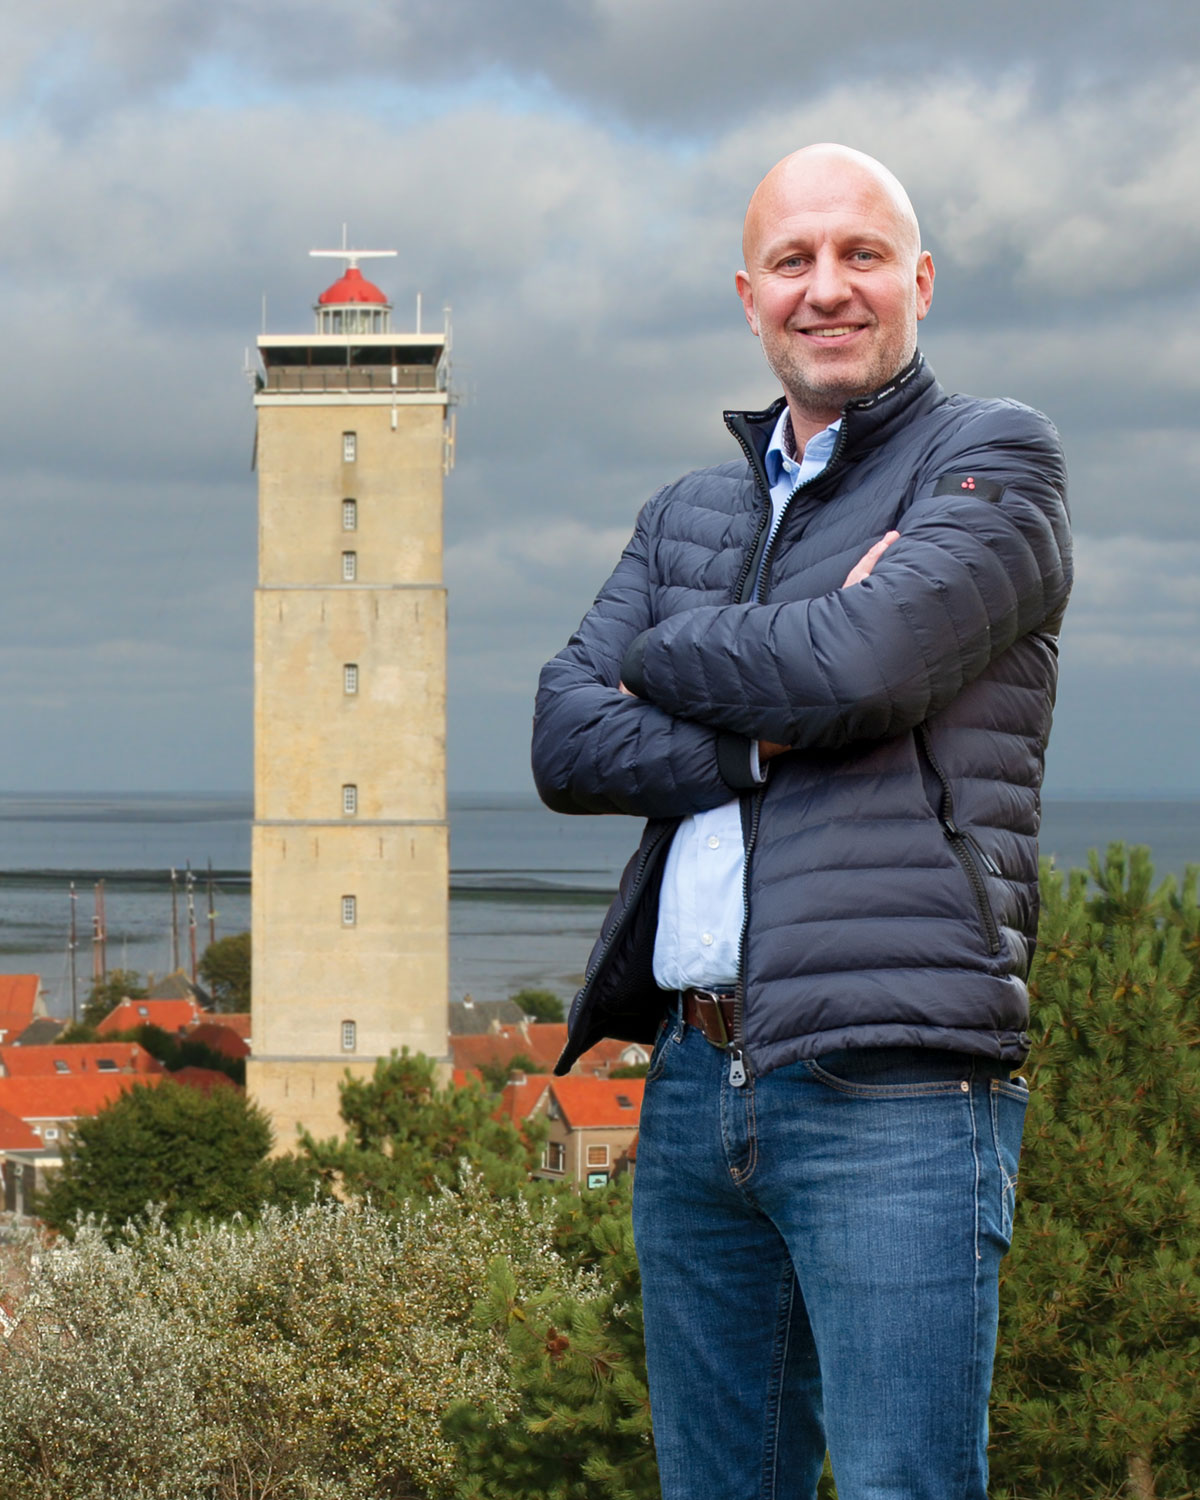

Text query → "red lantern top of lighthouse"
[317,265,389,306]
[309,244,396,335]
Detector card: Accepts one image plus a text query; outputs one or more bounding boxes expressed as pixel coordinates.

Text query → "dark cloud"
[0,8,1197,791]
[10,0,1198,133]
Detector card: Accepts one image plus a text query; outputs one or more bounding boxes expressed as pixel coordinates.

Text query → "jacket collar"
[724,351,940,496]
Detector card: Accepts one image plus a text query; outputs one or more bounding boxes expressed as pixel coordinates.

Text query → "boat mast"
[170,867,180,971]
[69,882,78,1025]
[186,864,197,983]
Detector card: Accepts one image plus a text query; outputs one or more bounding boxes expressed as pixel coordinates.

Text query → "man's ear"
[915,251,935,322]
[735,269,760,336]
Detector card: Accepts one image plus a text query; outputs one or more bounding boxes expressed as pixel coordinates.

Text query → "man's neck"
[785,397,844,455]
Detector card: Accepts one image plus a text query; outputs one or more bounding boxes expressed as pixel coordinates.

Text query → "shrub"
[0,1180,594,1500]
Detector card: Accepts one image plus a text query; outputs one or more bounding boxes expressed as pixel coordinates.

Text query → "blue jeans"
[632,1012,1028,1500]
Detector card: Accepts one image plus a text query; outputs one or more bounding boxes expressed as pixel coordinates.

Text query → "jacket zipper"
[568,823,673,1031]
[915,723,1002,955]
[722,415,854,1087]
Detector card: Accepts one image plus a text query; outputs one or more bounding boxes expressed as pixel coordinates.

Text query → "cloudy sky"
[1,0,1197,797]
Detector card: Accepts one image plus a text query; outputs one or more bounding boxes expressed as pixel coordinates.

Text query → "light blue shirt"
[651,409,842,991]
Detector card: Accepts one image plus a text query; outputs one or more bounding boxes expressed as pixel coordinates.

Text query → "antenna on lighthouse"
[310,246,398,270]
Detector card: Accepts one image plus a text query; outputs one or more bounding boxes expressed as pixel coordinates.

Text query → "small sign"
[586,1171,609,1190]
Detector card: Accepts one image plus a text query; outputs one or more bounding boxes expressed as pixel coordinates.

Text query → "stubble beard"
[760,324,918,423]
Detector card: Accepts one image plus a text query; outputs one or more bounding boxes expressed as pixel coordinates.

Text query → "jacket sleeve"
[619,404,1072,750]
[532,489,761,818]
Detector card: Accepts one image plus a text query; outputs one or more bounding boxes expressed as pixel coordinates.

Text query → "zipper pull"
[965,831,1002,877]
[728,1049,747,1088]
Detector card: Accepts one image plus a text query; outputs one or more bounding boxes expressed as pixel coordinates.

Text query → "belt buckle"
[691,987,732,1047]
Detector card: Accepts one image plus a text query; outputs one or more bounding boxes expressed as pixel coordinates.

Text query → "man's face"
[736,155,934,434]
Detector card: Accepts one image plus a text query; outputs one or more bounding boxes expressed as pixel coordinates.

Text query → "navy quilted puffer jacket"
[533,355,1072,1079]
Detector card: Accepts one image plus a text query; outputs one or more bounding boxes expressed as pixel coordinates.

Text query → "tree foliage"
[510,987,566,1024]
[297,1050,547,1208]
[38,1079,277,1238]
[446,1178,658,1500]
[477,1051,544,1093]
[198,930,251,1012]
[991,846,1200,1500]
[77,967,147,1029]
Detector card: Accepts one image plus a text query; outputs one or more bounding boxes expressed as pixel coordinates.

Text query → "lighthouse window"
[341,1020,357,1052]
[343,432,357,462]
[343,663,358,695]
[342,498,357,531]
[342,784,358,816]
[342,551,357,582]
[342,895,357,927]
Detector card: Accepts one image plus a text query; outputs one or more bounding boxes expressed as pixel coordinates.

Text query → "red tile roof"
[450,1027,561,1077]
[186,1023,250,1060]
[97,998,202,1036]
[577,1036,654,1072]
[496,1074,552,1124]
[0,976,40,1043]
[548,1076,646,1130]
[0,1104,40,1150]
[0,1073,164,1124]
[0,1043,163,1077]
[200,1012,250,1041]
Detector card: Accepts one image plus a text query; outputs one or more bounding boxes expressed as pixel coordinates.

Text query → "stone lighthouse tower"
[246,249,453,1147]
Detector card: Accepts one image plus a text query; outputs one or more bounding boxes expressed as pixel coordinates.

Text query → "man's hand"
[627,530,902,762]
[843,530,900,587]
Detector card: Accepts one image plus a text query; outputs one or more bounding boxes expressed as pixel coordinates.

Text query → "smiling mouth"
[802,325,862,339]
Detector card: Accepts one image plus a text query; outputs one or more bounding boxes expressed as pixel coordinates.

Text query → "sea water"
[0,792,1196,1018]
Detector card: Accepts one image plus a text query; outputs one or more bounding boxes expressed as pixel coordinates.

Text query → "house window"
[343,663,358,695]
[342,498,357,531]
[342,550,357,582]
[343,431,357,462]
[543,1141,566,1174]
[43,1127,59,1141]
[54,1059,70,1074]
[342,783,358,816]
[586,1145,610,1168]
[342,894,357,926]
[96,1058,118,1072]
[341,1020,357,1052]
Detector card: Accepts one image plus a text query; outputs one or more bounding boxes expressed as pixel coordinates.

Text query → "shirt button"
[700,932,714,946]
[707,835,720,849]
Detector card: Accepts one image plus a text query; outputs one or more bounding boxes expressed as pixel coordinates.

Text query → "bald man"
[534,145,1071,1499]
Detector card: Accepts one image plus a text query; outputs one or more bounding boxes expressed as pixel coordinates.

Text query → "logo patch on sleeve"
[934,472,1005,502]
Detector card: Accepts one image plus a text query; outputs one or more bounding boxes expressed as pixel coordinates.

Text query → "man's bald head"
[735,143,934,442]
[742,144,922,268]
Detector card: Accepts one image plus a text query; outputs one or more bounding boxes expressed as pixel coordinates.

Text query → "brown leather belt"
[680,987,738,1049]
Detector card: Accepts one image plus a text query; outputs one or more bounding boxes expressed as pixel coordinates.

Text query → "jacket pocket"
[914,725,1002,957]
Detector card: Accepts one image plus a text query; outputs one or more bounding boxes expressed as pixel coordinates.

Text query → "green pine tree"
[445,1179,658,1500]
[990,846,1200,1499]
[38,1078,276,1238]
[298,1049,546,1208]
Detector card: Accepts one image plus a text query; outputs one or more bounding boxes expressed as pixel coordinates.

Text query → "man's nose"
[805,249,851,309]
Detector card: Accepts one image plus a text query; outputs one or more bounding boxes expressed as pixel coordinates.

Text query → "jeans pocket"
[804,1048,973,1099]
[989,1076,1029,1245]
[645,1013,682,1083]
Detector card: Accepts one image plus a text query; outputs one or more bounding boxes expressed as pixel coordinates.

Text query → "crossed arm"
[618,530,901,763]
[533,413,1070,821]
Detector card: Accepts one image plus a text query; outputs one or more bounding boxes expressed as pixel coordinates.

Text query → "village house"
[497,1074,645,1188]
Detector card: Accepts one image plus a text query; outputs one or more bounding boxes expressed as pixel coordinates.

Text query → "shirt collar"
[764,407,842,489]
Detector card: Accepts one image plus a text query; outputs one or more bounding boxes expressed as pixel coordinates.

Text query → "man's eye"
[850,250,878,264]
